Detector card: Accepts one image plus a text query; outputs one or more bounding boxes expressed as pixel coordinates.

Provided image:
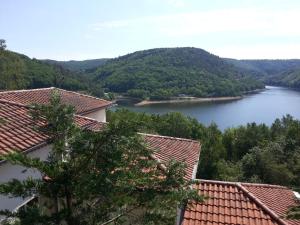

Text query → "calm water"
[113,86,300,130]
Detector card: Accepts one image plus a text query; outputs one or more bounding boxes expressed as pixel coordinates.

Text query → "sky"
[1,0,300,60]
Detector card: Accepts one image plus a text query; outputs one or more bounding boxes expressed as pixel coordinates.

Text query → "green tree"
[0,50,27,90]
[241,143,295,185]
[108,110,300,186]
[215,160,243,181]
[222,123,270,161]
[0,39,6,50]
[0,92,202,225]
[197,123,226,179]
[287,206,300,220]
[155,112,193,138]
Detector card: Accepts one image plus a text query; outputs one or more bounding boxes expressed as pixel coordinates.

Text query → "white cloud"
[211,44,300,59]
[158,8,300,37]
[86,7,300,59]
[90,8,300,37]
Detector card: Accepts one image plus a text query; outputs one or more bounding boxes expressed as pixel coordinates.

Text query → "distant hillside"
[4,47,300,99]
[225,59,300,89]
[90,48,264,100]
[43,58,109,72]
[0,50,104,96]
[268,68,300,89]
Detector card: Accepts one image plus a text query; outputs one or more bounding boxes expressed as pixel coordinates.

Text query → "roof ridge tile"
[195,179,240,186]
[241,182,288,190]
[0,87,55,94]
[139,132,200,143]
[196,179,288,190]
[236,183,288,225]
[0,87,112,106]
[53,87,112,104]
[0,87,112,114]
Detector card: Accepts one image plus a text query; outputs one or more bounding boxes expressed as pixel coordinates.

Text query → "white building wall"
[0,144,51,212]
[84,108,106,122]
[0,108,106,213]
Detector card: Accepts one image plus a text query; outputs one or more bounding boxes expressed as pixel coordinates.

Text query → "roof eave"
[79,102,114,115]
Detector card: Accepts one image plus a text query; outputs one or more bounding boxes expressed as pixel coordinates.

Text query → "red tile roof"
[182,180,300,225]
[0,100,200,180]
[0,87,112,115]
[0,99,106,156]
[142,134,200,180]
[75,115,107,131]
[242,184,300,225]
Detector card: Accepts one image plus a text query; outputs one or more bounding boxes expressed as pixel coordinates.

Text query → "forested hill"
[225,59,300,89]
[43,58,109,72]
[269,68,300,88]
[0,50,104,96]
[90,48,264,100]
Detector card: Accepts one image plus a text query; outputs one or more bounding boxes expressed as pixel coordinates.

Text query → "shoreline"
[243,88,266,95]
[135,96,243,106]
[115,88,266,107]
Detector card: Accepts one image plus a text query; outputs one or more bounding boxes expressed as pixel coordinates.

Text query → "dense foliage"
[287,205,300,219]
[0,50,77,90]
[91,48,264,100]
[0,93,202,225]
[0,49,104,97]
[43,58,108,72]
[1,47,265,100]
[108,110,300,188]
[226,59,300,89]
[268,68,300,89]
[0,39,6,50]
[3,42,300,99]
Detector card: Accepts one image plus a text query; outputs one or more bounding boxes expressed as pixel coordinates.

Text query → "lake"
[113,86,300,130]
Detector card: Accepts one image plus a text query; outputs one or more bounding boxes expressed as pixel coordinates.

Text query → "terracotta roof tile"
[181,180,300,225]
[0,100,200,180]
[142,133,200,180]
[242,183,300,225]
[0,87,112,115]
[0,99,106,155]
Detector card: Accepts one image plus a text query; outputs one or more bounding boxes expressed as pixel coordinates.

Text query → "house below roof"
[0,99,106,155]
[180,179,300,225]
[0,99,107,213]
[0,99,201,212]
[0,87,113,122]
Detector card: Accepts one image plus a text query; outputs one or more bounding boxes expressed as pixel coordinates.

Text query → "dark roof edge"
[139,132,200,143]
[79,103,113,115]
[0,99,31,108]
[54,87,112,106]
[0,87,55,94]
[195,179,287,189]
